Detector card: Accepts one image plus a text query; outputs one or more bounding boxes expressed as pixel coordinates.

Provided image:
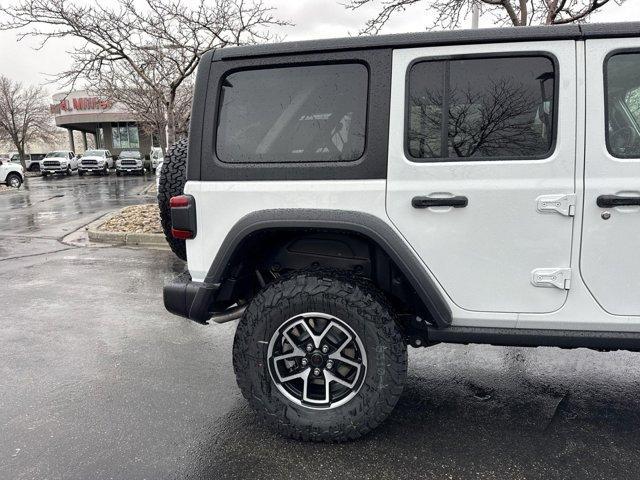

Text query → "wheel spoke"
[330,354,360,369]
[334,332,353,355]
[278,368,309,384]
[294,317,342,349]
[316,319,337,344]
[273,351,303,363]
[303,372,329,404]
[293,319,320,348]
[325,369,357,389]
[282,330,303,353]
[329,329,363,370]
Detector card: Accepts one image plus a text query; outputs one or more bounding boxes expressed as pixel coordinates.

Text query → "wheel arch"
[204,209,452,328]
[6,171,23,184]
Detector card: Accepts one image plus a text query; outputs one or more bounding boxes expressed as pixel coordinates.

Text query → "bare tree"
[409,78,550,158]
[92,71,193,151]
[0,76,54,169]
[0,0,289,149]
[344,0,626,34]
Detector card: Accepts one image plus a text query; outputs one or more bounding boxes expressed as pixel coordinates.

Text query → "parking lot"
[2,174,640,479]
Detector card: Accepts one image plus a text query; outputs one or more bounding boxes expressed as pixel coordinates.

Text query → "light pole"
[472,2,480,29]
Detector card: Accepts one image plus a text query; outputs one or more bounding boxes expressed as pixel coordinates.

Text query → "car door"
[581,39,640,316]
[386,41,577,314]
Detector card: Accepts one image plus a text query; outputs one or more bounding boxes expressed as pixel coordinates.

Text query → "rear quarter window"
[215,63,368,164]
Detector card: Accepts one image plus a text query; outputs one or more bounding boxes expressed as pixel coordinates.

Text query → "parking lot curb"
[86,211,168,249]
[138,183,157,196]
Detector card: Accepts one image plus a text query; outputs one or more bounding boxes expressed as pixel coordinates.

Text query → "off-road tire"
[233,270,407,442]
[78,170,85,177]
[158,138,188,261]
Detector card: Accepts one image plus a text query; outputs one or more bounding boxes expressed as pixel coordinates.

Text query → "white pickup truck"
[0,157,24,188]
[41,151,78,177]
[78,149,114,176]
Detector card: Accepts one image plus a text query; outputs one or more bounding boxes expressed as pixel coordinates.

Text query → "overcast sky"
[1,0,639,93]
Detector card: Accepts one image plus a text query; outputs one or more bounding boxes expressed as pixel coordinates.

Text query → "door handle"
[412,196,468,209]
[596,195,640,208]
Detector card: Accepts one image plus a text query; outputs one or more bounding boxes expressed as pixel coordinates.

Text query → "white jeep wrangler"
[159,23,640,442]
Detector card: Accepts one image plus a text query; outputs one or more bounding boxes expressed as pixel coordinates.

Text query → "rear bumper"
[163,272,220,324]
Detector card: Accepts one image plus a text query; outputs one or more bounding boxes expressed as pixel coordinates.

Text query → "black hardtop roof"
[213,22,639,61]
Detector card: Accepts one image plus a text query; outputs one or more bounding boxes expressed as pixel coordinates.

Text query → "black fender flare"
[201,209,452,328]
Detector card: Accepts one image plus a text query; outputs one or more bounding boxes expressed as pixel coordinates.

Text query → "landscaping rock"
[0,185,17,193]
[98,204,162,234]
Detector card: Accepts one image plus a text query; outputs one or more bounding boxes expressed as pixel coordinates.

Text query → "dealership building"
[50,91,153,155]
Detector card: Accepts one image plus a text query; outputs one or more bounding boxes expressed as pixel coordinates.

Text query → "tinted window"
[216,64,368,163]
[408,56,555,161]
[606,52,640,158]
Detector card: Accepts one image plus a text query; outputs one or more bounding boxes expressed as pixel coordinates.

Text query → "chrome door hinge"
[531,268,572,290]
[536,193,576,217]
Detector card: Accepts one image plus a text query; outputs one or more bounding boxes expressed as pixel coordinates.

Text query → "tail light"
[170,195,197,240]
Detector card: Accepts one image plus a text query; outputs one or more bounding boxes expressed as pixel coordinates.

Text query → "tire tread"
[232,269,407,442]
[158,138,188,260]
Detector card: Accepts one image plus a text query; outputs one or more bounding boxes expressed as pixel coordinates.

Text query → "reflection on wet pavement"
[0,173,154,239]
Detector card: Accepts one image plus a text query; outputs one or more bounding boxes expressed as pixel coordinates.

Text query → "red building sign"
[50,97,111,115]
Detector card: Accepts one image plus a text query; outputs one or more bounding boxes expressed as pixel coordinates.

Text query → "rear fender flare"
[202,209,452,328]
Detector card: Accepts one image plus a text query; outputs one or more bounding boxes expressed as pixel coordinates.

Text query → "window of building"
[112,122,140,149]
[216,63,368,164]
[606,52,640,158]
[97,126,105,149]
[407,55,556,161]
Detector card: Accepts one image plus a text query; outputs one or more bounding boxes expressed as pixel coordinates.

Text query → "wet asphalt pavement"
[2,174,640,479]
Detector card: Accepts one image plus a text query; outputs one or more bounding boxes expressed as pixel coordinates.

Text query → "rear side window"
[407,55,556,161]
[216,64,368,164]
[606,52,640,158]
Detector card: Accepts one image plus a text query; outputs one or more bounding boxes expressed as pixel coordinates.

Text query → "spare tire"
[158,138,188,261]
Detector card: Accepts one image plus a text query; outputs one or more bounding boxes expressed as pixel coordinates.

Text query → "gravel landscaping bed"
[98,204,162,234]
[0,185,19,193]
